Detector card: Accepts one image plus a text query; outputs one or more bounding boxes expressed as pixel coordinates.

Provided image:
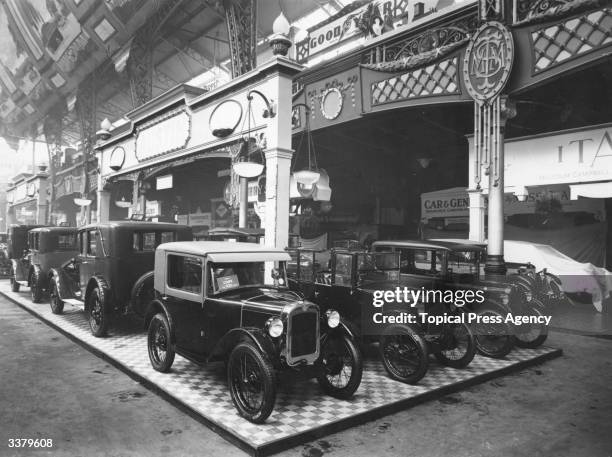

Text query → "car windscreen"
[448,250,480,277]
[209,261,287,294]
[133,231,178,252]
[47,233,77,252]
[357,252,400,282]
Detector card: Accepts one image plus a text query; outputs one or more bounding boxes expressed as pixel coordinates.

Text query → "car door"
[78,229,99,299]
[163,253,205,355]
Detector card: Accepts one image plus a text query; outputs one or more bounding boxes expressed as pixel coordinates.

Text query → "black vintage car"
[287,248,476,385]
[372,240,548,356]
[7,224,45,292]
[10,227,78,303]
[49,221,192,337]
[145,241,363,423]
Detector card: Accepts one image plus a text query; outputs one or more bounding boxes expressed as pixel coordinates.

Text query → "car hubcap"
[154,324,167,361]
[322,339,352,388]
[233,354,263,412]
[441,326,469,360]
[384,335,420,376]
[90,297,102,328]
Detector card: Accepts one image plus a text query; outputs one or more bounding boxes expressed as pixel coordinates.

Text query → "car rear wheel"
[316,334,362,399]
[473,308,515,358]
[10,267,19,292]
[147,313,175,372]
[228,342,276,424]
[88,286,109,337]
[30,270,43,303]
[434,323,476,368]
[515,305,548,348]
[379,325,428,384]
[49,279,64,315]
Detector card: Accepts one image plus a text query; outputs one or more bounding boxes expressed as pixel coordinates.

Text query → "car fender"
[210,327,276,361]
[10,259,26,281]
[48,267,78,301]
[130,271,155,317]
[471,298,511,315]
[143,299,176,343]
[85,276,111,312]
[29,264,43,287]
[322,316,359,341]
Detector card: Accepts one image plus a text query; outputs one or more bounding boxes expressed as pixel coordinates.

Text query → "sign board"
[211,198,233,228]
[135,109,190,162]
[145,201,160,218]
[156,174,173,190]
[469,123,612,189]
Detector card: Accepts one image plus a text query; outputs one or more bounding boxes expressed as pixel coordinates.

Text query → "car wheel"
[88,286,109,337]
[147,313,175,372]
[10,267,19,292]
[316,334,363,399]
[379,324,428,384]
[473,309,515,358]
[515,305,548,348]
[227,342,276,424]
[30,270,43,303]
[434,323,476,368]
[49,279,64,315]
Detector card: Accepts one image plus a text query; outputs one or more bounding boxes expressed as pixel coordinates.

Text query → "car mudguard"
[11,259,27,282]
[130,270,155,317]
[85,276,112,312]
[471,298,511,315]
[321,317,359,341]
[210,327,276,362]
[48,267,79,301]
[29,264,43,287]
[143,299,176,342]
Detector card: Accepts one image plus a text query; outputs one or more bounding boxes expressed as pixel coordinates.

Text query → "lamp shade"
[293,169,320,185]
[233,162,264,178]
[74,197,92,206]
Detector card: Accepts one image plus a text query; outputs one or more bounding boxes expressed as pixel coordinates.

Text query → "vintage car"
[49,221,192,337]
[287,248,476,385]
[7,224,45,292]
[145,241,363,423]
[10,227,78,303]
[0,231,10,277]
[372,240,548,355]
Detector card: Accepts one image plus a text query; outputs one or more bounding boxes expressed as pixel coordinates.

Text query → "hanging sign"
[462,21,514,104]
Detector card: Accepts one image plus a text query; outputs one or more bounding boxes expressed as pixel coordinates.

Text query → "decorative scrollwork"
[516,0,607,24]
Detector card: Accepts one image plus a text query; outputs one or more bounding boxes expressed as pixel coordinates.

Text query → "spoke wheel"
[379,325,428,384]
[147,313,175,372]
[49,279,64,315]
[228,342,276,423]
[473,309,515,358]
[10,267,20,292]
[30,270,43,303]
[435,323,476,368]
[515,305,548,348]
[88,286,109,337]
[317,334,362,399]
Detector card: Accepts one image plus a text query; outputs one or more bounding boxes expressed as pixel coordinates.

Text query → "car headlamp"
[326,310,340,328]
[266,317,284,338]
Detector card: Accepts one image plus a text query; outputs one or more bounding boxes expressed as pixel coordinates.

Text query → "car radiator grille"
[289,311,318,358]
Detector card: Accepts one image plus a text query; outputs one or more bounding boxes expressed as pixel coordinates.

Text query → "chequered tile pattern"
[532,8,612,72]
[1,282,558,449]
[371,58,459,105]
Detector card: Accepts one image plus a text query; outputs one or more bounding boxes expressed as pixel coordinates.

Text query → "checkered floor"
[1,282,560,453]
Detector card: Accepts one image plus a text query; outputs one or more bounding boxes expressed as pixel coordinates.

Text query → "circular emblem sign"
[320,87,343,120]
[109,146,126,171]
[463,22,514,104]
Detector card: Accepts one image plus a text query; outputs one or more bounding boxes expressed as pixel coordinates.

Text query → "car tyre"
[316,334,363,399]
[227,342,276,424]
[515,304,548,348]
[49,278,64,315]
[10,267,19,292]
[434,323,476,368]
[473,308,515,358]
[30,269,43,303]
[147,313,175,372]
[379,324,429,384]
[88,284,110,337]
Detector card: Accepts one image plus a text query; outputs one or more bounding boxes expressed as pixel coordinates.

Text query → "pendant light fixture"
[292,103,320,186]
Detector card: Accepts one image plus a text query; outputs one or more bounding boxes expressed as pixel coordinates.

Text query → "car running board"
[62,298,84,306]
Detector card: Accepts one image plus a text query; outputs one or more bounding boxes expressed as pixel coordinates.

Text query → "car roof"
[79,221,189,231]
[373,239,486,251]
[29,227,77,233]
[157,241,291,262]
[207,227,265,236]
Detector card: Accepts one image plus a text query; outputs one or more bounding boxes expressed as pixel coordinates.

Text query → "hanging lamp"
[292,103,320,186]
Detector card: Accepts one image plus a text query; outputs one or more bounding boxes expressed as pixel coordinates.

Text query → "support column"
[98,190,110,223]
[468,188,486,242]
[37,176,48,225]
[264,148,293,250]
[239,177,248,227]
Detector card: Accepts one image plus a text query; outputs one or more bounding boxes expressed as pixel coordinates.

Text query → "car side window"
[334,253,353,286]
[167,254,202,294]
[87,230,98,257]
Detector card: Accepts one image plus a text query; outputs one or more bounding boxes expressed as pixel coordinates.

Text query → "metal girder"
[224,0,257,77]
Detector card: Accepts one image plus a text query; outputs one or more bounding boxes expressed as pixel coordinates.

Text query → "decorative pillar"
[36,175,48,225]
[468,188,486,242]
[98,190,110,223]
[76,74,97,227]
[463,17,515,276]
